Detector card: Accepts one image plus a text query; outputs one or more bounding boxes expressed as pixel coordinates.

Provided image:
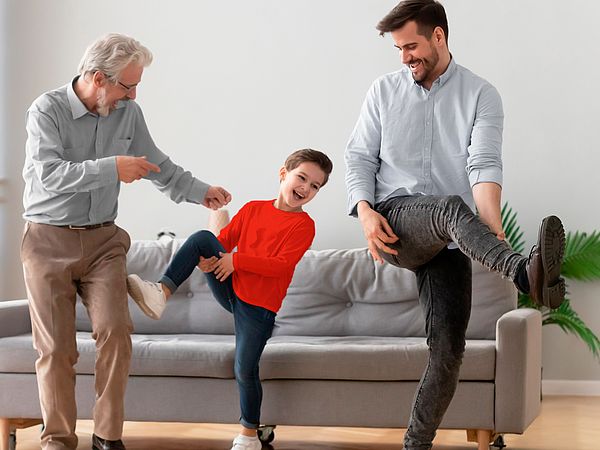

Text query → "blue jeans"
[375,195,525,450]
[160,230,276,429]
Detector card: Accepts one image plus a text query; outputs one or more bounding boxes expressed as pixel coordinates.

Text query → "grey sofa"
[0,238,542,449]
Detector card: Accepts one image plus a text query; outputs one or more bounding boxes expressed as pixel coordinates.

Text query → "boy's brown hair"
[284,149,333,187]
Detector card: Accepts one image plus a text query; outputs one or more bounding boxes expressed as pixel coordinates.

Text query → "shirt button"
[346,302,353,308]
[187,292,194,298]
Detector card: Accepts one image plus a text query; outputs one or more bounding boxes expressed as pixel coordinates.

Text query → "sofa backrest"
[76,240,516,339]
[274,248,516,340]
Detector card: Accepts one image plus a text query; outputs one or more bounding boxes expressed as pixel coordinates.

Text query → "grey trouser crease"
[375,195,525,450]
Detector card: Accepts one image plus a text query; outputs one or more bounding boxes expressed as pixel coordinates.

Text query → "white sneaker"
[230,434,262,450]
[126,274,167,320]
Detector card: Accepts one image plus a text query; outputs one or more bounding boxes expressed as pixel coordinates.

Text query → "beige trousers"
[21,222,132,450]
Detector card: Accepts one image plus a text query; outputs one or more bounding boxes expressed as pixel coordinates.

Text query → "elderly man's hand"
[116,156,160,183]
[203,186,232,210]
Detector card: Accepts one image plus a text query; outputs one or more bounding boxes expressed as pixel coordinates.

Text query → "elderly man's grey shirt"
[23,78,210,226]
[345,59,504,216]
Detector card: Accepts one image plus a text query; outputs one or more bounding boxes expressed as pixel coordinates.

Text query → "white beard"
[96,90,112,117]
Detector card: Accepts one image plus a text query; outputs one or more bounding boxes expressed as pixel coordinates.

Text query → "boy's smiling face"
[275,162,326,212]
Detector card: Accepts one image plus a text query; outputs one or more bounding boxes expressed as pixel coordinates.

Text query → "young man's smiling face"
[276,162,326,212]
[391,20,447,90]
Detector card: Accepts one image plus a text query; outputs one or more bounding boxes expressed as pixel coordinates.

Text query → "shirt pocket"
[112,138,132,155]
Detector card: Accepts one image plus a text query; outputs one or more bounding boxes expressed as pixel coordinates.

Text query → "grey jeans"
[375,195,525,450]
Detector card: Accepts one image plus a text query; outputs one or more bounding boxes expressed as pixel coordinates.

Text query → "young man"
[127,149,333,450]
[21,33,231,450]
[344,1,565,449]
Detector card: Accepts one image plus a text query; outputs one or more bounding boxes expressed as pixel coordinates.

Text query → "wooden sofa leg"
[466,429,493,450]
[0,418,11,450]
[476,429,492,449]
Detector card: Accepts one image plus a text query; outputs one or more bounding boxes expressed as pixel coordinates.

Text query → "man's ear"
[279,166,287,182]
[433,26,446,47]
[91,71,107,88]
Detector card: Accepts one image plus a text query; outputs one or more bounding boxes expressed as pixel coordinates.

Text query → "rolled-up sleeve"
[466,83,504,187]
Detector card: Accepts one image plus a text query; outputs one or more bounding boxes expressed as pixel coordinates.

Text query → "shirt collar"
[436,56,457,88]
[67,75,127,120]
[67,76,89,119]
[411,55,457,90]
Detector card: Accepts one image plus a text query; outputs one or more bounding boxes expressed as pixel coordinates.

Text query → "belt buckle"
[68,225,88,230]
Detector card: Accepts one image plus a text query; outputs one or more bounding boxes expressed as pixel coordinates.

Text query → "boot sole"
[539,215,566,309]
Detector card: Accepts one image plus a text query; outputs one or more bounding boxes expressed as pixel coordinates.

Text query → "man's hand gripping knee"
[357,201,399,264]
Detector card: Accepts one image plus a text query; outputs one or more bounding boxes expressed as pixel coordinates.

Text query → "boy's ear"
[279,166,287,182]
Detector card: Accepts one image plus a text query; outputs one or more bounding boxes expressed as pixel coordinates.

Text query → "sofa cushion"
[260,336,496,381]
[274,248,517,340]
[0,334,495,381]
[0,333,235,378]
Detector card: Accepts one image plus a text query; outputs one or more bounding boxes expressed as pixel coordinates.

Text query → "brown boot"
[526,215,566,309]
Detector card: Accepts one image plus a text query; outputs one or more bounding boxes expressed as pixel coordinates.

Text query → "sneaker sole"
[126,275,160,320]
[539,215,566,309]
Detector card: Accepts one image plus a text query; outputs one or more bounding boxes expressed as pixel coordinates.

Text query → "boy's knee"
[234,365,257,385]
[189,229,215,242]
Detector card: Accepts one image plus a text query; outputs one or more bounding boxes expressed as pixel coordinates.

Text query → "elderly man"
[21,33,231,450]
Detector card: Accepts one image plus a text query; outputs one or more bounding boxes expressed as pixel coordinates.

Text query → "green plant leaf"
[541,298,600,360]
[562,231,600,281]
[501,203,526,253]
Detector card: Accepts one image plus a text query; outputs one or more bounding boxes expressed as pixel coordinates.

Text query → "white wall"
[2,0,599,381]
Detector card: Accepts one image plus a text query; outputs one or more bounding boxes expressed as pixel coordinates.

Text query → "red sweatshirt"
[217,200,315,313]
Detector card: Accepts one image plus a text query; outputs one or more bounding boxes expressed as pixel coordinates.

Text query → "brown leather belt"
[58,221,115,230]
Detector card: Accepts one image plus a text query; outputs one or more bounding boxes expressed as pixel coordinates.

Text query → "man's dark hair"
[376,0,448,43]
[284,149,333,187]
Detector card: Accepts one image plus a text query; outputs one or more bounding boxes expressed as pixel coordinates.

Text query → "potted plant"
[501,203,600,359]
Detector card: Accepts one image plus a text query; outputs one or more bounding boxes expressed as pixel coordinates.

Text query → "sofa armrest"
[0,299,32,337]
[494,307,542,433]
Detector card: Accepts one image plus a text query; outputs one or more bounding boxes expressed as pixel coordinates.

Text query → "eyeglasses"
[116,80,138,93]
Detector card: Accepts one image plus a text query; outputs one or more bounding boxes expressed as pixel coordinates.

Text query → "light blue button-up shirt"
[23,77,210,226]
[345,59,503,216]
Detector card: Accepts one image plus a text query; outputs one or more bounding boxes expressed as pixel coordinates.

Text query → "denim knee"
[442,195,466,210]
[189,229,216,245]
[234,363,258,386]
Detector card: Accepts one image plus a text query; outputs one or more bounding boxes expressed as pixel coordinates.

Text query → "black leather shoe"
[92,434,126,450]
[526,215,566,309]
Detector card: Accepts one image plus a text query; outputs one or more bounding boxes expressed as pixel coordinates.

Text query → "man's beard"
[96,92,112,117]
[96,89,125,117]
[410,42,440,84]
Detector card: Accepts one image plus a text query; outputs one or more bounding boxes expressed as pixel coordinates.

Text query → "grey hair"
[78,33,153,82]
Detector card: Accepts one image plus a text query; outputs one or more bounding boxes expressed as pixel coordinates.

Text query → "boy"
[126,148,333,450]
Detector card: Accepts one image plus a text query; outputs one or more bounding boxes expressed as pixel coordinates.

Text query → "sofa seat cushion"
[1,333,494,381]
[260,336,496,381]
[0,333,236,379]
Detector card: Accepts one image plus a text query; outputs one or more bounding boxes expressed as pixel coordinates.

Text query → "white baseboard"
[542,380,600,396]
